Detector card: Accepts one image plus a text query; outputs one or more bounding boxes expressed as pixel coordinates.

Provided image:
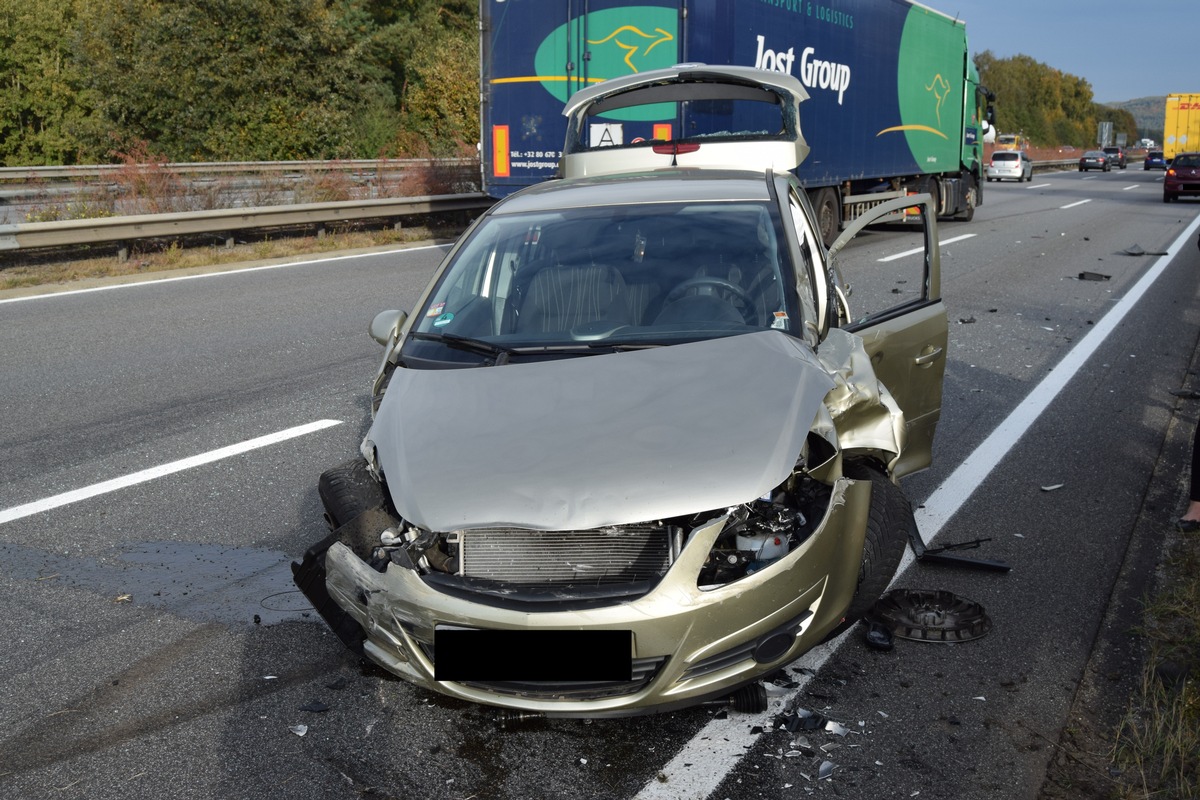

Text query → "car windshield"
[1174,154,1200,167]
[993,153,1018,161]
[404,199,799,365]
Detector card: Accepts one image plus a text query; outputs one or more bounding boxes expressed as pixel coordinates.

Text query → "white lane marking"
[635,208,1200,800]
[1061,199,1093,209]
[1026,183,1053,189]
[0,245,447,305]
[912,209,1200,542]
[878,233,976,262]
[1122,185,1141,191]
[0,419,343,525]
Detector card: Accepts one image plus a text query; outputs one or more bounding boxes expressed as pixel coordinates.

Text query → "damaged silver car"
[294,65,947,716]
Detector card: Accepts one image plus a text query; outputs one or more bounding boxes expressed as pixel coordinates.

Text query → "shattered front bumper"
[297,478,869,717]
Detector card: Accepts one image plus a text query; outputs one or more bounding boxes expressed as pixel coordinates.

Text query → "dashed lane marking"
[0,419,343,525]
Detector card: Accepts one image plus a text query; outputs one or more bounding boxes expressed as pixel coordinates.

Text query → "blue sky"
[950,0,1195,102]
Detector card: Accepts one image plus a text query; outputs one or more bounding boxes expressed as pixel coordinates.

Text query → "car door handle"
[914,347,943,366]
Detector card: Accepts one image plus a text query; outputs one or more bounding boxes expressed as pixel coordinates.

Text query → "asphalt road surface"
[2,168,1199,800]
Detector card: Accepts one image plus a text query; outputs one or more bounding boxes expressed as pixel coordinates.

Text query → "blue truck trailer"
[480,0,993,245]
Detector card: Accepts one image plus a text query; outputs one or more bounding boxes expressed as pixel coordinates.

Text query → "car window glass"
[786,193,820,336]
[833,202,931,327]
[407,200,801,356]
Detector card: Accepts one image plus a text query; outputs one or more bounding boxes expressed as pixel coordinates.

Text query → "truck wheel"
[955,176,976,221]
[920,178,941,217]
[318,457,385,531]
[842,461,913,622]
[813,187,839,248]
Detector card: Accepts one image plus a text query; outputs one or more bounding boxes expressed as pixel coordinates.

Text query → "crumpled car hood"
[367,330,836,532]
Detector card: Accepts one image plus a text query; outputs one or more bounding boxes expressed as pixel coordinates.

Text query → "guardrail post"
[117,241,129,262]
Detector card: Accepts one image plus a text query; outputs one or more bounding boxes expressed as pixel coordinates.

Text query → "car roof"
[493,169,774,215]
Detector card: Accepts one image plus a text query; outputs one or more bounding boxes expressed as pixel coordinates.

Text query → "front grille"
[453,655,667,700]
[457,526,671,586]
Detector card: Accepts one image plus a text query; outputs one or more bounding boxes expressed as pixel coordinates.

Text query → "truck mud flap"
[292,532,367,655]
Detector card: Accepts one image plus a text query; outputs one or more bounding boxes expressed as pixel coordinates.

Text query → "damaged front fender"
[817,327,906,472]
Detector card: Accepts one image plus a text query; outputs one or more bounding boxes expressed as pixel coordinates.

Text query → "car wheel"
[842,461,913,623]
[318,457,386,532]
[1165,193,1176,203]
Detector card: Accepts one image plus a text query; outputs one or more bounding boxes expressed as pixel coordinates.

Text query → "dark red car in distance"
[1164,153,1200,202]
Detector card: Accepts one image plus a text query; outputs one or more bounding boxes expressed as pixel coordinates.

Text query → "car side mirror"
[369,309,407,346]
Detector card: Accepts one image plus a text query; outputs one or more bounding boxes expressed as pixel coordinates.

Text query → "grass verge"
[1111,530,1200,798]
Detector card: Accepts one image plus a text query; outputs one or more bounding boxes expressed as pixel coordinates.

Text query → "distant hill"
[1103,97,1166,140]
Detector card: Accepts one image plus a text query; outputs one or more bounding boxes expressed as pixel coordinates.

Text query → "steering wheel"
[664,276,752,308]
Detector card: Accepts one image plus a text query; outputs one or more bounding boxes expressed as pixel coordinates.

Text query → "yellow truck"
[1164,94,1200,160]
[994,133,1026,151]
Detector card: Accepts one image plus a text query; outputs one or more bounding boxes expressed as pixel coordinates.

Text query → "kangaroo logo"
[588,25,674,73]
[527,6,680,120]
[878,71,952,140]
[925,73,951,126]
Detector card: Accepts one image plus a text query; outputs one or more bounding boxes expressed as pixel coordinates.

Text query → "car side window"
[832,199,934,328]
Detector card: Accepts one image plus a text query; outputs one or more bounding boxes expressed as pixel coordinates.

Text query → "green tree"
[0,0,483,165]
[397,3,478,154]
[73,0,397,161]
[0,0,96,164]
[974,50,1123,148]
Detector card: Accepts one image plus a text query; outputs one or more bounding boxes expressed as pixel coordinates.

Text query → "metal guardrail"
[0,155,1140,258]
[0,193,494,255]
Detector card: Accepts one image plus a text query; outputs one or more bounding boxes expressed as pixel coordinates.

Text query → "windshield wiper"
[511,342,665,355]
[408,331,518,365]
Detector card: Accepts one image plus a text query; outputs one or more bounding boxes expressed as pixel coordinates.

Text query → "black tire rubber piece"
[292,457,389,655]
[318,457,386,530]
[842,461,915,623]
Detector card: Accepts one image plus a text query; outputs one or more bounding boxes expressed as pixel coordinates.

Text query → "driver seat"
[514,262,630,333]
